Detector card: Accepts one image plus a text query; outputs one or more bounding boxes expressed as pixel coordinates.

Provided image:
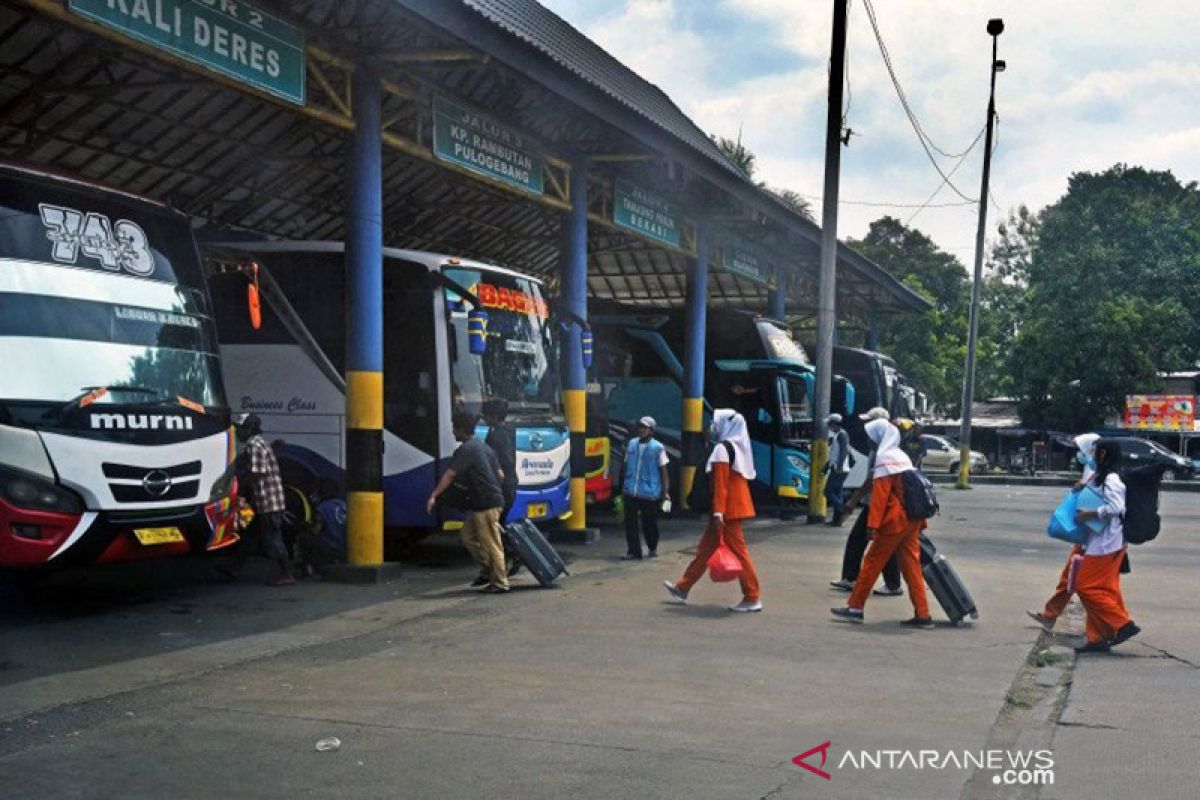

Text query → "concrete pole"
[344,60,385,566]
[957,20,1004,490]
[807,0,849,523]
[562,157,590,529]
[680,228,710,508]
[768,272,786,320]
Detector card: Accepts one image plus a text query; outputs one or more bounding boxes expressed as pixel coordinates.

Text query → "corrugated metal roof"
[460,0,744,179]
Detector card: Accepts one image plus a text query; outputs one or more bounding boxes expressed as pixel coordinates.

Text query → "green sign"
[68,0,305,105]
[722,239,772,286]
[613,180,682,248]
[433,95,544,195]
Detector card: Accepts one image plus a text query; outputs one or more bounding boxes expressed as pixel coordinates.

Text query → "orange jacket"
[712,462,756,520]
[866,472,913,533]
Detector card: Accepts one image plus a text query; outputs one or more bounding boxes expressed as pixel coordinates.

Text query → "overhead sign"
[1124,394,1195,431]
[613,180,682,248]
[722,239,772,286]
[68,0,305,105]
[433,95,544,195]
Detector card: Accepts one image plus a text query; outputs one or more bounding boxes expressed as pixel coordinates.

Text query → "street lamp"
[957,18,1004,490]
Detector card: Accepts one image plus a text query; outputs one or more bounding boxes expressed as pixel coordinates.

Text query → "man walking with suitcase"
[620,416,670,560]
[427,412,510,593]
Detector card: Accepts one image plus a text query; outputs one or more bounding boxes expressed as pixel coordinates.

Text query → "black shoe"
[873,586,904,597]
[830,607,864,623]
[902,617,935,629]
[647,550,658,559]
[1075,641,1112,654]
[470,576,489,588]
[480,584,510,594]
[829,579,854,592]
[1111,622,1141,646]
[620,553,643,561]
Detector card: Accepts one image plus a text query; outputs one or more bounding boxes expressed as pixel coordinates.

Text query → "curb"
[927,474,1200,493]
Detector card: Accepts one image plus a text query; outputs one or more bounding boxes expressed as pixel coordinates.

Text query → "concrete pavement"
[0,485,1196,799]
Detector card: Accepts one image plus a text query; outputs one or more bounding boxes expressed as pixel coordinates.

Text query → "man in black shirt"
[427,411,509,593]
[482,399,518,523]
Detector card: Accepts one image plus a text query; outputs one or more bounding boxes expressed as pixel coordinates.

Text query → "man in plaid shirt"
[240,414,294,585]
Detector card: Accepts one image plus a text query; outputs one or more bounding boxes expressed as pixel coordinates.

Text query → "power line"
[862,0,977,202]
[793,191,975,209]
[906,123,986,225]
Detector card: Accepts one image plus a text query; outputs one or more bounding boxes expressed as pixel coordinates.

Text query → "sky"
[539,0,1200,263]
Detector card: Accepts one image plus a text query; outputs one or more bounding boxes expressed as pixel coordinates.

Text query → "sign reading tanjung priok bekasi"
[68,0,306,105]
[433,95,544,195]
[613,180,682,248]
[722,239,772,286]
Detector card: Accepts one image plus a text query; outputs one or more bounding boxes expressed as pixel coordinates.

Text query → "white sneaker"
[662,581,689,605]
[729,600,763,613]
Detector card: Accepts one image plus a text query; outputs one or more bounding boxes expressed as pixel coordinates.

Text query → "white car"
[920,434,988,474]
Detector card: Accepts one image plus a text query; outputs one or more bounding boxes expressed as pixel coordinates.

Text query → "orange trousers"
[1075,549,1133,644]
[675,519,760,602]
[1042,545,1083,621]
[848,520,931,619]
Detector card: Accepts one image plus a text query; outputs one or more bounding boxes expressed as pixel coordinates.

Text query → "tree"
[713,134,756,178]
[768,187,815,222]
[977,205,1038,398]
[1010,165,1200,430]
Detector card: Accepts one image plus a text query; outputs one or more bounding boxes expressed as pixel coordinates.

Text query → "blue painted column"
[866,312,881,351]
[680,227,709,507]
[768,271,787,320]
[562,157,589,531]
[343,60,384,565]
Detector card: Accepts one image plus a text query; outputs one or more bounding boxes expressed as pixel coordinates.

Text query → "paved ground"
[0,485,1196,799]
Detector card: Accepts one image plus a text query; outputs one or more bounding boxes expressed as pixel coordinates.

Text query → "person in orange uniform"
[1071,439,1141,653]
[662,409,762,612]
[1027,433,1098,631]
[831,418,932,627]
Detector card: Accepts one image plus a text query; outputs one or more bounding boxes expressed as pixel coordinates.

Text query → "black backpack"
[687,441,735,513]
[1120,464,1162,545]
[901,469,940,520]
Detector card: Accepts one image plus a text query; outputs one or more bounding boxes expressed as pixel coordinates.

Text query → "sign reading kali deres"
[433,95,545,195]
[68,0,305,105]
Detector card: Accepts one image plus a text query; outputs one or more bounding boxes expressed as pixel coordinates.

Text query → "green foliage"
[712,134,757,179]
[1011,165,1200,430]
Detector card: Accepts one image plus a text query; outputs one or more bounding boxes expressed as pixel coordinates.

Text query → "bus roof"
[0,161,175,211]
[200,239,544,284]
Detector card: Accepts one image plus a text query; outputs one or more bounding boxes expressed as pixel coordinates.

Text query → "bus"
[0,164,238,570]
[594,307,855,504]
[204,242,572,537]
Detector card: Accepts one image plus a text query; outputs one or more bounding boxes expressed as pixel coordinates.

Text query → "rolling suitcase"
[503,520,569,587]
[918,534,978,625]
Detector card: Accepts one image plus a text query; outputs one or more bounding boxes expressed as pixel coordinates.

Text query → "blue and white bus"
[205,242,571,536]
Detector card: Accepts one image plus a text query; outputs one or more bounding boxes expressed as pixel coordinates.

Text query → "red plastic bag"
[707,537,743,583]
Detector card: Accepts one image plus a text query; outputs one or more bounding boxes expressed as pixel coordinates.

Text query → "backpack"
[687,442,736,513]
[901,469,940,520]
[1119,464,1162,545]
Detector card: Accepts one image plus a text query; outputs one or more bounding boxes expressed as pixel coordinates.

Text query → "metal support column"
[865,313,881,351]
[768,272,786,320]
[562,157,590,531]
[681,229,710,508]
[344,60,385,567]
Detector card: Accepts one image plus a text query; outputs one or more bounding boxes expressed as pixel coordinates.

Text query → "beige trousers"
[460,508,508,589]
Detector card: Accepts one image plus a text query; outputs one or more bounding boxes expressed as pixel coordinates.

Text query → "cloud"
[540,0,1200,260]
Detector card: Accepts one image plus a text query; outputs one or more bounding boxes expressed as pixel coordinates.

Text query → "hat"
[638,416,656,429]
[825,413,843,425]
[859,406,890,422]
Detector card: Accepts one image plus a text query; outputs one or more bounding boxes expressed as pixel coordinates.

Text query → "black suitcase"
[503,520,569,587]
[919,535,978,625]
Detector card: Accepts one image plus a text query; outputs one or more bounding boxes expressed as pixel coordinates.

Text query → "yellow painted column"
[564,388,587,530]
[809,437,829,518]
[346,370,384,565]
[680,396,705,508]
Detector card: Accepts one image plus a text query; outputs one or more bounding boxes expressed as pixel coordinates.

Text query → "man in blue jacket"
[621,416,670,560]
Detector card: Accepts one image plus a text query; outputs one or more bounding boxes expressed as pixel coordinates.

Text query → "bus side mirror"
[757,408,773,425]
[468,309,488,355]
[581,329,594,369]
[247,263,262,330]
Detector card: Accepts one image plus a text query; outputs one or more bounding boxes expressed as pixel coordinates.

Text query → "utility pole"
[808,0,849,523]
[957,18,1005,489]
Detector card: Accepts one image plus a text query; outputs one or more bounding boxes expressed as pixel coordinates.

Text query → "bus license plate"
[134,526,186,546]
[526,503,548,519]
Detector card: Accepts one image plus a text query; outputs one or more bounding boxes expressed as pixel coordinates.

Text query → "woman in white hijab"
[831,418,933,626]
[663,410,762,612]
[1028,432,1101,631]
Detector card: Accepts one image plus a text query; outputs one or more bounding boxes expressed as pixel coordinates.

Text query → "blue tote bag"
[1047,491,1088,544]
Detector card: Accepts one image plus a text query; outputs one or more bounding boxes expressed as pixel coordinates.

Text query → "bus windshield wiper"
[43,385,162,420]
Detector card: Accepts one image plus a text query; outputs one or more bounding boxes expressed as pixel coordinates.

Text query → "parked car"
[920,434,989,474]
[1103,436,1193,480]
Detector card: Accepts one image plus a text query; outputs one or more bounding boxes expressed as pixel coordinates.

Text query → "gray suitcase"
[919,535,978,625]
[503,520,569,587]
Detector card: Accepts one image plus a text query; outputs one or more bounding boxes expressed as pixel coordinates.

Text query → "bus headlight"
[209,462,238,501]
[558,459,571,483]
[0,466,84,515]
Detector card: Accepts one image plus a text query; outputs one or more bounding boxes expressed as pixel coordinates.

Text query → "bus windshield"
[0,177,226,413]
[444,266,561,418]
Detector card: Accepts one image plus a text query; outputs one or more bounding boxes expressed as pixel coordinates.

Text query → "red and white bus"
[0,164,239,570]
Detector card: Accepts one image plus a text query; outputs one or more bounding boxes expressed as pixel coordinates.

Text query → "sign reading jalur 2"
[68,0,305,105]
[433,95,544,195]
[722,239,773,286]
[613,180,682,248]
